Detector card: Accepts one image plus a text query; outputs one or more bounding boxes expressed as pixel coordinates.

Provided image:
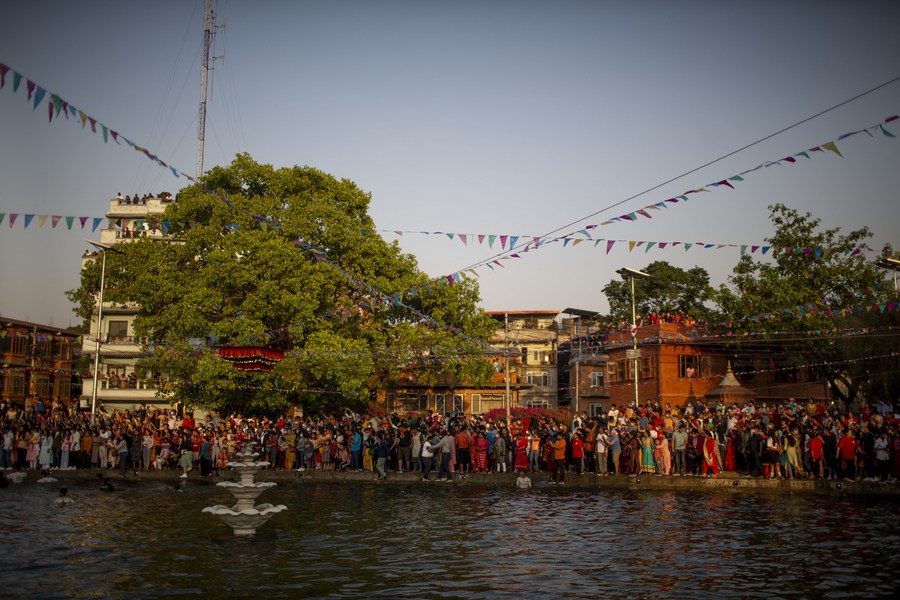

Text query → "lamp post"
[85,240,122,423]
[875,256,900,292]
[504,312,511,421]
[616,267,651,409]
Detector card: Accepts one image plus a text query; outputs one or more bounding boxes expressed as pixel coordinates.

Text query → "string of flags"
[1,60,896,356]
[0,210,874,260]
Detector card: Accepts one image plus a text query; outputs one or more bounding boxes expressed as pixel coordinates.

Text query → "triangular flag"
[572,239,583,246]
[65,216,75,230]
[52,215,61,228]
[740,245,748,255]
[92,217,103,232]
[645,241,656,252]
[509,235,519,249]
[0,63,8,90]
[445,232,455,240]
[0,214,5,226]
[821,141,843,158]
[23,214,35,229]
[37,215,48,227]
[628,241,636,252]
[79,216,88,229]
[12,71,22,92]
[500,235,508,249]
[636,209,652,219]
[102,126,108,143]
[477,234,485,244]
[9,213,19,228]
[563,238,572,247]
[459,234,467,246]
[880,124,896,137]
[606,240,615,254]
[33,85,46,109]
[488,235,496,248]
[684,243,693,251]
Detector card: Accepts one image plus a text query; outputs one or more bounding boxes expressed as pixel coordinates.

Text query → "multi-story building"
[600,322,829,412]
[79,193,175,413]
[556,309,608,417]
[486,310,560,410]
[0,317,79,411]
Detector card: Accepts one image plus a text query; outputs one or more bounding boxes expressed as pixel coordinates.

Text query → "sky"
[1,1,899,329]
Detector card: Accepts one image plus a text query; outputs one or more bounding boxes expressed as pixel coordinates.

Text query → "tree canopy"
[68,154,497,413]
[602,260,715,323]
[715,203,898,406]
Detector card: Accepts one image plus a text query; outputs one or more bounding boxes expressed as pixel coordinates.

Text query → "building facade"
[79,194,175,412]
[1,317,79,411]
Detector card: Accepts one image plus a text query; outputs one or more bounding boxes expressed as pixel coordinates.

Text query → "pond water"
[2,480,899,598]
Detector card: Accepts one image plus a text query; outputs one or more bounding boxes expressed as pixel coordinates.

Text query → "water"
[2,480,899,598]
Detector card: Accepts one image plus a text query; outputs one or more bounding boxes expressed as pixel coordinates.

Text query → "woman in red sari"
[724,428,737,472]
[514,433,529,472]
[473,431,489,473]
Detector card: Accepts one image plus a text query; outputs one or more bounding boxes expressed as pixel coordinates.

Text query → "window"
[33,376,51,398]
[520,347,528,365]
[607,360,628,384]
[639,356,655,379]
[472,393,505,414]
[679,355,710,378]
[525,399,550,409]
[591,371,604,387]
[5,374,25,396]
[527,371,549,387]
[108,320,129,341]
[534,350,554,365]
[589,402,605,417]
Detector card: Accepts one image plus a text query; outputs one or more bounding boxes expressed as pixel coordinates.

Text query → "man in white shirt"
[596,428,609,475]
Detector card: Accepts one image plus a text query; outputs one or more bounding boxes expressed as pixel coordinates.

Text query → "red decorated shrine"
[217,346,285,371]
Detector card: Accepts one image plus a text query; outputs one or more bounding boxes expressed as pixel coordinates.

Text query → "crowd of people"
[1,397,898,485]
[115,192,173,204]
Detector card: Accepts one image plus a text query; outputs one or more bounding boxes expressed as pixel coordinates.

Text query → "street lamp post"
[875,256,900,292]
[85,240,122,423]
[616,267,651,410]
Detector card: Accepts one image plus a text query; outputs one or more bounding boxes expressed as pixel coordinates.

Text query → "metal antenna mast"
[196,0,215,180]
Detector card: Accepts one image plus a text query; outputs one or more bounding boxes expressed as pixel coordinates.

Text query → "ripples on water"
[1,480,899,599]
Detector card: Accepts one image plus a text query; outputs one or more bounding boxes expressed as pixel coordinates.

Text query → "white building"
[79,194,175,412]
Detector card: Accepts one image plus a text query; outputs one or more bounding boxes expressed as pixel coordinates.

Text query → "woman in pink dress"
[655,433,671,475]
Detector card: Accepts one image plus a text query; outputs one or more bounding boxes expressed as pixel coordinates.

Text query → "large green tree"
[602,260,715,323]
[68,154,497,413]
[715,203,898,407]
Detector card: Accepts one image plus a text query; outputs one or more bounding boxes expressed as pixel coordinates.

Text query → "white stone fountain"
[202,442,287,536]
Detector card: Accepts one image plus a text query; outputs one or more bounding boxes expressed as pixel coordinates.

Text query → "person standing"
[837,429,859,481]
[199,435,213,477]
[672,424,687,476]
[115,435,129,478]
[421,434,436,481]
[656,432,672,475]
[349,428,362,472]
[374,433,389,481]
[551,432,567,485]
[596,427,609,475]
[435,430,454,482]
[702,429,721,478]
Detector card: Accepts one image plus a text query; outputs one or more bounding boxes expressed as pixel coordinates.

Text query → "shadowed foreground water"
[2,480,899,599]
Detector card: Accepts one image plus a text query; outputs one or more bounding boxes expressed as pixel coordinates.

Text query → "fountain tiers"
[203,445,287,536]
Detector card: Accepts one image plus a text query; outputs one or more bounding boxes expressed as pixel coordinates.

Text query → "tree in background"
[68,154,497,414]
[715,203,897,408]
[602,260,715,324]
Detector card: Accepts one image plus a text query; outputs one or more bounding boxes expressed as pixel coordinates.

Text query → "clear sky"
[1,1,899,329]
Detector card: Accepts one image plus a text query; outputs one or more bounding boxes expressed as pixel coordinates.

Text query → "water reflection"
[1,481,899,598]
